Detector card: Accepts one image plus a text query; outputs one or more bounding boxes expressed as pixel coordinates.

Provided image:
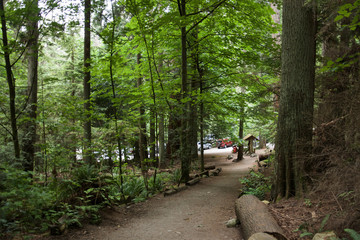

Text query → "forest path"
[50,148,259,240]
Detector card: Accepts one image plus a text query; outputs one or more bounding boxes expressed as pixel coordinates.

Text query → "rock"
[227,155,234,160]
[250,153,257,158]
[248,232,277,240]
[312,231,337,240]
[226,218,238,228]
[262,200,270,205]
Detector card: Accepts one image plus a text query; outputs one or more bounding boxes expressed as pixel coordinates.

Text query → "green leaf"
[300,232,313,238]
[319,214,330,232]
[344,229,360,240]
[334,15,344,22]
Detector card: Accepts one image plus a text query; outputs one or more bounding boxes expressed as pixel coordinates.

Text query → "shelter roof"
[243,134,258,141]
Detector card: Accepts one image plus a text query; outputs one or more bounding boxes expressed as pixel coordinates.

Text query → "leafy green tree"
[0,0,21,160]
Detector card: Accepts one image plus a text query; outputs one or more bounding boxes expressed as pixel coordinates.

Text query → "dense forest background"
[0,0,359,238]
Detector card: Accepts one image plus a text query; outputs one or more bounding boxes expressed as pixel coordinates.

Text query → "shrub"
[239,169,272,200]
[0,165,56,237]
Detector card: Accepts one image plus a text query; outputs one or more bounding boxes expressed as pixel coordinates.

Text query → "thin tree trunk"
[237,118,244,161]
[179,0,190,182]
[158,113,165,168]
[273,0,316,199]
[200,100,204,171]
[109,21,123,188]
[0,1,20,160]
[150,109,156,162]
[83,0,93,165]
[22,0,39,172]
[70,30,77,165]
[137,53,147,168]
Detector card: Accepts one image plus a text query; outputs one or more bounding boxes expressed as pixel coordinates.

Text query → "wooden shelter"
[243,134,258,154]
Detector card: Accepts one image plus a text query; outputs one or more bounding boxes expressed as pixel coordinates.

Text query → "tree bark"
[149,109,156,162]
[179,0,191,182]
[0,1,20,160]
[273,0,316,199]
[237,117,244,161]
[83,0,93,165]
[22,0,39,172]
[137,53,147,168]
[158,113,165,168]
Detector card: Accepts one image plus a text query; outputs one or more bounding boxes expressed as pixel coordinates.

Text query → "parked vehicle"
[217,138,233,148]
[197,142,212,151]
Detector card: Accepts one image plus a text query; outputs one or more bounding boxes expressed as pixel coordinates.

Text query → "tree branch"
[186,0,226,35]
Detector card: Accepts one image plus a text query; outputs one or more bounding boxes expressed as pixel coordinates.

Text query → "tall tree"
[273,0,316,199]
[0,0,20,160]
[83,0,93,164]
[22,0,40,172]
[178,0,191,182]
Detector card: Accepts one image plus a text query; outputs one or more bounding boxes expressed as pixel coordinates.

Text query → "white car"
[197,142,212,151]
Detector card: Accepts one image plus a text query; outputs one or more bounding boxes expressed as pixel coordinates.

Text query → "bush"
[0,165,56,237]
[239,169,272,200]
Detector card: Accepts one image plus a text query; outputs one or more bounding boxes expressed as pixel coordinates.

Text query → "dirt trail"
[50,148,259,240]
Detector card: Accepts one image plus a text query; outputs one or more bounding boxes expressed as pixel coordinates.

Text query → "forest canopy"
[1,0,359,238]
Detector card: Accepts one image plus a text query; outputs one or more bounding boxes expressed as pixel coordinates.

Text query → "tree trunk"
[0,1,20,160]
[189,21,200,163]
[149,109,156,162]
[137,53,147,168]
[22,0,39,172]
[235,195,285,240]
[273,0,316,199]
[237,118,244,161]
[83,0,93,165]
[158,113,165,168]
[179,0,190,182]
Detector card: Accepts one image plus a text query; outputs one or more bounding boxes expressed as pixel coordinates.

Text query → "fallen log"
[186,177,200,186]
[163,185,188,197]
[204,165,216,170]
[196,170,209,177]
[235,194,285,240]
[210,167,222,176]
[248,232,277,240]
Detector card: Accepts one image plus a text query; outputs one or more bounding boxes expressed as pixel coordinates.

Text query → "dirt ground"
[42,148,260,240]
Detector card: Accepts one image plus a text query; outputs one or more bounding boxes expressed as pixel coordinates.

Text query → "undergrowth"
[239,168,272,200]
[0,163,182,239]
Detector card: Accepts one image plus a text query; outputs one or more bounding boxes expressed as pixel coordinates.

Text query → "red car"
[217,138,233,148]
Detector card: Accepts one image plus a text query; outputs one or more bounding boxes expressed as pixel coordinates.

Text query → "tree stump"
[235,194,285,240]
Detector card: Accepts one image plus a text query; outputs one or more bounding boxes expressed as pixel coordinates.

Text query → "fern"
[345,229,360,240]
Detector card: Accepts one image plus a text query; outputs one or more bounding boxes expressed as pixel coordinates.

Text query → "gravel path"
[47,148,258,240]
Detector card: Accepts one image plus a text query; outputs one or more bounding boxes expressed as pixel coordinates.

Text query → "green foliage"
[344,229,360,240]
[239,169,272,200]
[294,214,330,238]
[0,165,56,237]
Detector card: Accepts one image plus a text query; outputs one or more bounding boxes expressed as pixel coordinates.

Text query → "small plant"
[294,214,330,238]
[344,229,360,240]
[304,198,312,207]
[171,168,182,185]
[239,169,271,200]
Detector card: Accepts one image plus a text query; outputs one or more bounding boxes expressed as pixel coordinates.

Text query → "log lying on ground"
[186,177,200,186]
[163,185,188,197]
[235,194,286,240]
[204,165,216,170]
[197,170,209,177]
[191,170,209,179]
[210,167,222,176]
[248,232,277,240]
